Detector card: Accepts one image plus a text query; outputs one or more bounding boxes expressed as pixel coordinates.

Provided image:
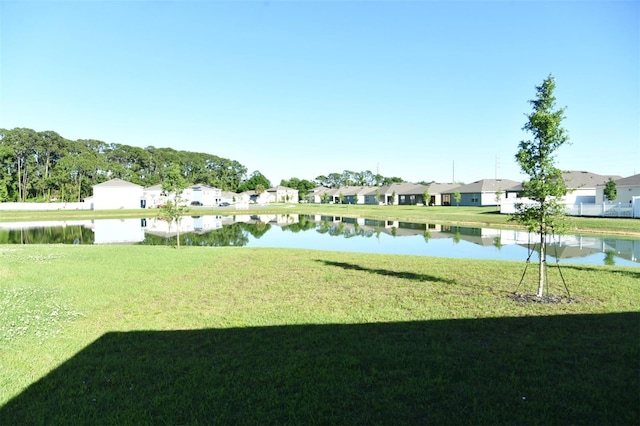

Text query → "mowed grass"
[0,245,638,425]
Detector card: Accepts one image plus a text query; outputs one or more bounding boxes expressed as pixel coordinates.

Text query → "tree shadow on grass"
[1,313,638,425]
[557,264,640,280]
[316,259,456,284]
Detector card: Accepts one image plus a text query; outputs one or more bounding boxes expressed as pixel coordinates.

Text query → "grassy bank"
[0,245,638,424]
[2,204,640,237]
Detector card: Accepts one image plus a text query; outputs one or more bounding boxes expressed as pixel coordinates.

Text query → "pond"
[0,214,638,267]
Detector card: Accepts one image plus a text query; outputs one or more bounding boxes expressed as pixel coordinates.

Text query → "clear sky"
[1,0,638,186]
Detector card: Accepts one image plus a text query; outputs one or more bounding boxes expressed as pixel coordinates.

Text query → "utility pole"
[452,160,455,183]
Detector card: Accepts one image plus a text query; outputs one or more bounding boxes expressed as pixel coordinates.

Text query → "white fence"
[0,202,90,211]
[501,197,640,219]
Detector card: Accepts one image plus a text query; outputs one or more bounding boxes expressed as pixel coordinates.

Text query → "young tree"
[161,164,188,248]
[423,189,431,206]
[453,191,461,207]
[604,178,617,202]
[513,74,570,297]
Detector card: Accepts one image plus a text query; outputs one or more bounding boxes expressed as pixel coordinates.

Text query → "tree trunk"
[538,229,546,297]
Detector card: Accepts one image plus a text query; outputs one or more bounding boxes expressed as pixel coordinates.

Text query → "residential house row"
[83,170,640,212]
[307,171,640,207]
[86,179,300,210]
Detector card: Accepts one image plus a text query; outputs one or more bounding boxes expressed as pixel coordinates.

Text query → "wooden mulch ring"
[509,293,580,304]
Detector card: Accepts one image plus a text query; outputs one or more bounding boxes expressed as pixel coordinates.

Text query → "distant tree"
[495,189,504,206]
[390,191,396,205]
[237,171,271,193]
[315,175,330,188]
[604,178,617,202]
[513,74,570,298]
[423,189,431,206]
[281,177,316,201]
[321,192,330,204]
[353,193,358,204]
[382,176,404,185]
[338,192,345,204]
[453,191,461,207]
[160,164,188,248]
[375,188,381,205]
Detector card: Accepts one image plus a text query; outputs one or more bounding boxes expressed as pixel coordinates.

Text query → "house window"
[471,194,480,203]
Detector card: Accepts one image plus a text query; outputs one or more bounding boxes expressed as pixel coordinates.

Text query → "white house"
[595,174,640,204]
[267,185,299,203]
[182,184,222,206]
[143,184,165,208]
[92,179,144,210]
[561,171,621,204]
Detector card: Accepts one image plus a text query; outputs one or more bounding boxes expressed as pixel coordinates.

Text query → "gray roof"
[268,185,296,192]
[426,183,462,194]
[94,178,142,189]
[379,182,428,195]
[442,179,520,194]
[561,171,622,189]
[611,173,640,187]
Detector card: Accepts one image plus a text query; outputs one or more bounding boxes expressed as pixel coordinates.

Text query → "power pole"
[452,160,455,183]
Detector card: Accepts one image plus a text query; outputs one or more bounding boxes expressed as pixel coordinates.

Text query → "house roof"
[442,179,520,194]
[561,171,622,189]
[189,183,220,191]
[145,184,163,190]
[610,173,640,187]
[268,185,296,192]
[426,183,461,194]
[94,178,142,189]
[379,182,428,195]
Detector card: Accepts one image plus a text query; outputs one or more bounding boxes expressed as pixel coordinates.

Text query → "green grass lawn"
[0,245,638,425]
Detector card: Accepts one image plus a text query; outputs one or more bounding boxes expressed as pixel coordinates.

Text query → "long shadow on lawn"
[316,259,456,284]
[1,313,638,425]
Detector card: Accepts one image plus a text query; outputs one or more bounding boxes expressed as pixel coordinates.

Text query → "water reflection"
[0,214,638,267]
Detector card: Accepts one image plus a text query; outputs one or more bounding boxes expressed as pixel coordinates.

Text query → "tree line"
[0,127,415,203]
[0,128,248,202]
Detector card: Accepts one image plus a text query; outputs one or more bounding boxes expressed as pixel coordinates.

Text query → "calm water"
[1,214,638,267]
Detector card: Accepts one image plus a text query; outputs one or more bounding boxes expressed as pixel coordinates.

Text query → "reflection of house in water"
[233,214,300,225]
[92,219,146,244]
[143,216,224,237]
[601,238,639,262]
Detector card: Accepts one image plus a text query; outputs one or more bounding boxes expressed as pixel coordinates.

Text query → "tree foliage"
[513,74,570,297]
[237,171,271,193]
[0,127,249,202]
[160,164,189,248]
[604,178,617,202]
[314,170,404,188]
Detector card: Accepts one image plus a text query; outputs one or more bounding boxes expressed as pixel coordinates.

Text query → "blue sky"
[1,0,638,185]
